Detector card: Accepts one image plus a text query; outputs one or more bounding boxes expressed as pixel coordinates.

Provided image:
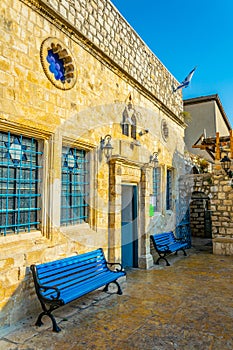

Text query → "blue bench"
[150,231,188,266]
[30,248,126,332]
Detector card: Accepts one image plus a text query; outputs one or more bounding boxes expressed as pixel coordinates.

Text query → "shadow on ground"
[1,238,233,350]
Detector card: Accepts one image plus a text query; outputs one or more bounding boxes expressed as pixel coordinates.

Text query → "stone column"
[138,166,154,269]
[108,160,122,262]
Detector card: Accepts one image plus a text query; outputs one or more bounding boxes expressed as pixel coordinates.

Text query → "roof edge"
[183,94,232,131]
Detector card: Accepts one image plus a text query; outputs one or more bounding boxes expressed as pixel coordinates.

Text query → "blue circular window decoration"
[47,49,65,82]
[40,38,76,90]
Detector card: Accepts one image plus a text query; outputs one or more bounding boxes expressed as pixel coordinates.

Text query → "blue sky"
[111,0,233,126]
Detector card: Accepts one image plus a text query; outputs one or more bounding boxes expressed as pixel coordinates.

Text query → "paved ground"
[1,238,233,350]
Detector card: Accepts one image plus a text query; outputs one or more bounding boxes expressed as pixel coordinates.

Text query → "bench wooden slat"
[41,268,110,297]
[42,270,115,301]
[56,271,121,303]
[38,261,108,285]
[37,249,105,276]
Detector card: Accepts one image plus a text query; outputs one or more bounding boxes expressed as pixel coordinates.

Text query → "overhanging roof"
[184,94,232,131]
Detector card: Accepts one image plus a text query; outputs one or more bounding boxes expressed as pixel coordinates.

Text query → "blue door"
[121,185,138,268]
[176,191,191,248]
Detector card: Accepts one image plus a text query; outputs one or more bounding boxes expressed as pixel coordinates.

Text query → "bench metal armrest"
[30,264,61,301]
[38,284,61,301]
[106,262,124,272]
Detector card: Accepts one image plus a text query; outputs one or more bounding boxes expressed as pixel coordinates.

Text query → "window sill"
[0,230,42,243]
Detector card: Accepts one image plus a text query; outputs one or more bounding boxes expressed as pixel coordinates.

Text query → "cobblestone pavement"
[1,239,233,350]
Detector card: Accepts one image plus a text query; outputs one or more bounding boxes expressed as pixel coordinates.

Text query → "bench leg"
[50,313,61,333]
[35,310,61,333]
[176,249,187,256]
[103,281,123,295]
[155,256,170,266]
[182,249,187,256]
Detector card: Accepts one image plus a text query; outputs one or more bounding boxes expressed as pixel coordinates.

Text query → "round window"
[40,38,77,90]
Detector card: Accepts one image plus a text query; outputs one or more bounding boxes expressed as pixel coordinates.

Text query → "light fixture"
[138,129,149,136]
[150,151,159,168]
[100,134,113,161]
[220,155,233,178]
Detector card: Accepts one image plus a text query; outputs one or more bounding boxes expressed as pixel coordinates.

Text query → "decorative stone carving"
[40,37,77,90]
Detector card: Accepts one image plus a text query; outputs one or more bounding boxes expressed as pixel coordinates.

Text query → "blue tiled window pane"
[152,167,161,212]
[61,147,89,225]
[166,169,172,210]
[0,132,42,235]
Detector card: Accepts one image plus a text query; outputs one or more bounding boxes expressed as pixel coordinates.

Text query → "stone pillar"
[108,161,122,262]
[211,175,233,255]
[138,166,154,269]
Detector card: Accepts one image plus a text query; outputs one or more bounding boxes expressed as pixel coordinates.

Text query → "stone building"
[0,0,186,329]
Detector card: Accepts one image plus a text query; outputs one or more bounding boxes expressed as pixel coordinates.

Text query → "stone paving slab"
[1,243,233,349]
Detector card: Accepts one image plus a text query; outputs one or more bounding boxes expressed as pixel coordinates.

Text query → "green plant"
[199,159,209,173]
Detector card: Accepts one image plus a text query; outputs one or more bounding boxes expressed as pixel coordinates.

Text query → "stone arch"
[179,173,233,255]
[177,174,214,247]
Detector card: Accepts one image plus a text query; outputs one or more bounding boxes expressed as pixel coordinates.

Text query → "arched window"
[121,102,137,140]
[131,114,137,139]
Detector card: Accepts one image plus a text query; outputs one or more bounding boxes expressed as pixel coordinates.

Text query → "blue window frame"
[61,147,89,226]
[166,169,172,210]
[152,167,161,212]
[0,132,42,235]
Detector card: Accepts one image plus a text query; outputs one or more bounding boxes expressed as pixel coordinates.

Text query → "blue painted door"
[176,192,191,248]
[121,185,138,268]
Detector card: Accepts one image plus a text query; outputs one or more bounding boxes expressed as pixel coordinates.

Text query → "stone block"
[218,206,227,211]
[213,237,233,255]
[138,254,154,269]
[218,193,226,199]
[25,250,45,265]
[223,200,232,205]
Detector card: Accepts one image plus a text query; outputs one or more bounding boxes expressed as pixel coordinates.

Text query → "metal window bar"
[61,147,89,226]
[0,132,42,236]
[166,169,172,210]
[152,167,161,212]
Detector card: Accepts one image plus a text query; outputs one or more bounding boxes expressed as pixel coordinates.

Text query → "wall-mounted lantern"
[220,155,233,178]
[150,151,159,168]
[100,134,114,161]
[138,129,149,137]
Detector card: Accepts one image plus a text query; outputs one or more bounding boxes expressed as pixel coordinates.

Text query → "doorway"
[190,191,212,238]
[121,185,138,268]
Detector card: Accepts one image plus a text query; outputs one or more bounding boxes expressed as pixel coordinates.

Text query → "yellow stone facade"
[0,0,186,329]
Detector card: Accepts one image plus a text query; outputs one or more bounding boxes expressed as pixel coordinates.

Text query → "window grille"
[166,169,172,210]
[0,132,42,235]
[61,147,89,226]
[152,167,161,212]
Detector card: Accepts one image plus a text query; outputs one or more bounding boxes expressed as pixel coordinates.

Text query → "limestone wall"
[21,0,183,119]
